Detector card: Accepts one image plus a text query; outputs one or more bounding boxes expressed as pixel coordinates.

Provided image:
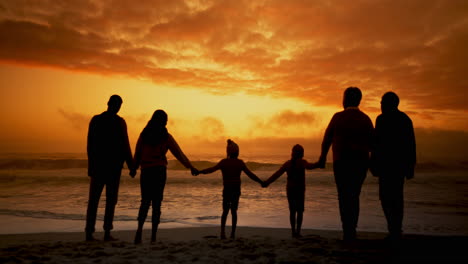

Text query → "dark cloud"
[248,110,317,137]
[57,109,89,130]
[1,0,468,114]
[269,110,316,127]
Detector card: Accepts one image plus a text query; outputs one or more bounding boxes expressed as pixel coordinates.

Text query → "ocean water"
[0,155,467,236]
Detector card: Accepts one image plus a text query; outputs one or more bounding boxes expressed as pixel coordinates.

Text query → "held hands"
[261,181,269,188]
[191,167,199,176]
[129,169,137,178]
[311,162,320,169]
[317,156,326,169]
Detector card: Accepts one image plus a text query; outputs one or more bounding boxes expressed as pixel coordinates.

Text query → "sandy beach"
[1,227,467,264]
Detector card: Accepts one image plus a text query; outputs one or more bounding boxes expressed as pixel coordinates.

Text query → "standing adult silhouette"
[318,87,374,241]
[371,92,416,240]
[131,110,198,244]
[85,95,133,241]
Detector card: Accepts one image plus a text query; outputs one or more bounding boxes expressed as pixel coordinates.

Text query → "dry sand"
[1,227,467,263]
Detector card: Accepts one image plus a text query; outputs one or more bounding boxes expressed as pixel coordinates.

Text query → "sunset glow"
[1,0,467,162]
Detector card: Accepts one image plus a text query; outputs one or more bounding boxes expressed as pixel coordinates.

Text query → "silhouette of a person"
[194,139,264,239]
[317,87,374,241]
[131,110,198,244]
[371,92,416,240]
[263,144,319,238]
[85,95,133,241]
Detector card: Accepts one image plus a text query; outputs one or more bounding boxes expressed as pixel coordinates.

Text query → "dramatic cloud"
[1,0,468,114]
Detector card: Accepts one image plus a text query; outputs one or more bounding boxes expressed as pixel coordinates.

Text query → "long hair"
[141,110,169,146]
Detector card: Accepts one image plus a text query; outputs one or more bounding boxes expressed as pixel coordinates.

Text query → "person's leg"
[348,168,367,237]
[296,192,305,237]
[85,177,105,241]
[103,174,121,241]
[221,188,229,239]
[287,191,296,237]
[334,167,352,239]
[221,209,229,239]
[379,175,392,235]
[289,210,296,237]
[135,170,152,244]
[380,175,404,238]
[335,161,367,241]
[392,177,404,237]
[151,167,167,243]
[230,208,237,239]
[229,189,240,239]
[296,211,303,237]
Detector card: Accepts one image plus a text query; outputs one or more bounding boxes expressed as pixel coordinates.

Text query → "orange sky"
[0,0,467,162]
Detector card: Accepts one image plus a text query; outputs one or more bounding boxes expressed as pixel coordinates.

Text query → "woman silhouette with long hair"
[131,110,197,244]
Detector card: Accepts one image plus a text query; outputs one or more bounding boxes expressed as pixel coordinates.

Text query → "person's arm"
[199,162,222,175]
[370,116,382,177]
[264,162,288,186]
[304,160,319,170]
[407,117,416,179]
[242,161,263,185]
[318,114,335,168]
[87,116,97,177]
[131,135,143,177]
[121,118,134,171]
[168,134,194,169]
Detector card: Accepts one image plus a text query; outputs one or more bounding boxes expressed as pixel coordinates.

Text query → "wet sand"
[1,227,467,263]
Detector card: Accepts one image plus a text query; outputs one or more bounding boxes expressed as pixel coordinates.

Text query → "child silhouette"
[263,144,319,238]
[194,139,263,239]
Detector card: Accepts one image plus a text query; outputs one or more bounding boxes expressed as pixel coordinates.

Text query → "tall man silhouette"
[85,95,133,241]
[318,87,374,241]
[371,92,416,240]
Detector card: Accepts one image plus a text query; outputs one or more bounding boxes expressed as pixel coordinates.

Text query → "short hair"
[343,87,362,107]
[381,91,399,109]
[108,94,123,106]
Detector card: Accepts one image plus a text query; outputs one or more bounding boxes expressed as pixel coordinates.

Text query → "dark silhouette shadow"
[263,144,319,238]
[131,109,198,244]
[317,87,374,241]
[85,95,133,242]
[195,139,263,239]
[371,91,416,241]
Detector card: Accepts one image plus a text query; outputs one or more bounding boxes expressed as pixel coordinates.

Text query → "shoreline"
[1,215,467,238]
[1,227,468,264]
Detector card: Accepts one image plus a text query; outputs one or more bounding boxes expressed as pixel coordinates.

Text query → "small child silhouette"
[194,139,263,239]
[263,144,319,238]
